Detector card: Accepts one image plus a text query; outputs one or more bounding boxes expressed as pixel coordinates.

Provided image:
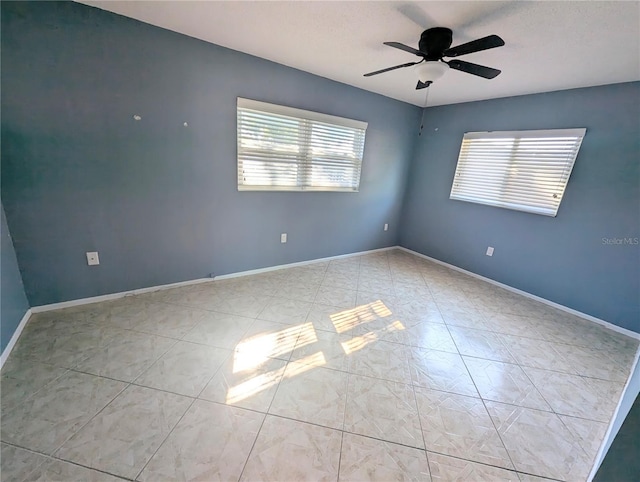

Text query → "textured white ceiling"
[79,1,640,107]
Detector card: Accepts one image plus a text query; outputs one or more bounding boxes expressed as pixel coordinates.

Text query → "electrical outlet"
[384,223,389,231]
[486,246,494,257]
[281,233,287,243]
[86,251,100,265]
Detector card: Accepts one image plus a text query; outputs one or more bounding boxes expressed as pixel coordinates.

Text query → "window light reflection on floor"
[341,319,406,355]
[225,351,326,405]
[232,322,317,373]
[329,300,392,334]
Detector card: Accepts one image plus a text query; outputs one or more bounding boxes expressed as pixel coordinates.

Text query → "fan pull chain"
[418,87,430,136]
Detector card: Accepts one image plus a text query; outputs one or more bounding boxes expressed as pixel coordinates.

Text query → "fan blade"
[383,42,424,56]
[446,59,501,79]
[443,35,505,57]
[364,61,422,77]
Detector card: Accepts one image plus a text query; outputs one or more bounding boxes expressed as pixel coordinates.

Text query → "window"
[237,98,367,191]
[449,128,586,216]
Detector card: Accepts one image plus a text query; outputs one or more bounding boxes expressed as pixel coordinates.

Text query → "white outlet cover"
[384,224,389,231]
[86,251,100,265]
[281,233,287,243]
[486,247,494,257]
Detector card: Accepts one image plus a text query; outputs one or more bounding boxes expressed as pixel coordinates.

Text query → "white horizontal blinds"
[450,129,586,216]
[237,98,367,191]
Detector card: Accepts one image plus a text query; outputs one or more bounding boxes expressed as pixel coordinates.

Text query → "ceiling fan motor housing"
[419,27,453,60]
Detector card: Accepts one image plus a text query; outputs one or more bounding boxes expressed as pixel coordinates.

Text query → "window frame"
[237,98,368,192]
[449,128,586,217]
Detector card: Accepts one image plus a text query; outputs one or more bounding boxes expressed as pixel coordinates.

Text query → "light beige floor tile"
[551,342,630,382]
[440,309,491,331]
[355,290,398,307]
[347,339,412,383]
[394,304,445,326]
[339,433,431,482]
[240,415,341,482]
[481,313,546,339]
[463,357,551,410]
[290,330,351,372]
[11,323,127,369]
[0,443,50,481]
[333,300,394,336]
[524,367,623,422]
[3,249,636,482]
[276,281,320,303]
[135,341,230,397]
[306,303,352,333]
[1,359,68,416]
[208,294,273,318]
[322,272,359,290]
[486,401,592,481]
[359,268,391,280]
[409,349,478,397]
[200,355,287,412]
[327,262,360,276]
[414,388,513,470]
[286,267,327,285]
[72,331,175,382]
[345,374,423,449]
[258,297,312,325]
[391,271,428,287]
[88,297,160,330]
[358,277,395,294]
[427,452,520,482]
[1,371,126,454]
[182,312,254,349]
[558,414,608,461]
[393,283,433,302]
[315,286,358,309]
[27,458,124,481]
[498,334,576,374]
[139,400,264,481]
[130,303,209,339]
[56,385,191,479]
[235,319,303,363]
[235,276,280,297]
[448,326,517,363]
[517,474,557,481]
[389,322,458,353]
[269,362,348,429]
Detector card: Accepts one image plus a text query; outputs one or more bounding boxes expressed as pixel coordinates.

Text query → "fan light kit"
[364,27,505,90]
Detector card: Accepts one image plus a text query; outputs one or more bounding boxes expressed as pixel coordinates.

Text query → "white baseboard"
[0,308,32,369]
[30,246,396,312]
[30,277,215,314]
[398,246,640,340]
[214,246,396,280]
[9,244,636,369]
[588,349,640,481]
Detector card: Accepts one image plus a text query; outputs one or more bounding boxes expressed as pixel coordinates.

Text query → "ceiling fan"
[364,27,505,90]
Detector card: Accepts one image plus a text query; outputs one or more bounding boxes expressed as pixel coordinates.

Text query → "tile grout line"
[424,276,523,476]
[4,248,634,481]
[236,309,307,482]
[1,440,134,481]
[410,376,435,481]
[336,368,352,481]
[132,338,235,481]
[456,350,520,474]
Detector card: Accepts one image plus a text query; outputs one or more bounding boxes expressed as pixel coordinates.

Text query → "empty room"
[1,1,639,481]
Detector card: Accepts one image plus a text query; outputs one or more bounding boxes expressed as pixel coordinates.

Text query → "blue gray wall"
[1,1,421,306]
[400,83,640,333]
[1,204,30,352]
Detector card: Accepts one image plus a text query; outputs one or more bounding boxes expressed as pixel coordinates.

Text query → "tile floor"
[1,249,638,481]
